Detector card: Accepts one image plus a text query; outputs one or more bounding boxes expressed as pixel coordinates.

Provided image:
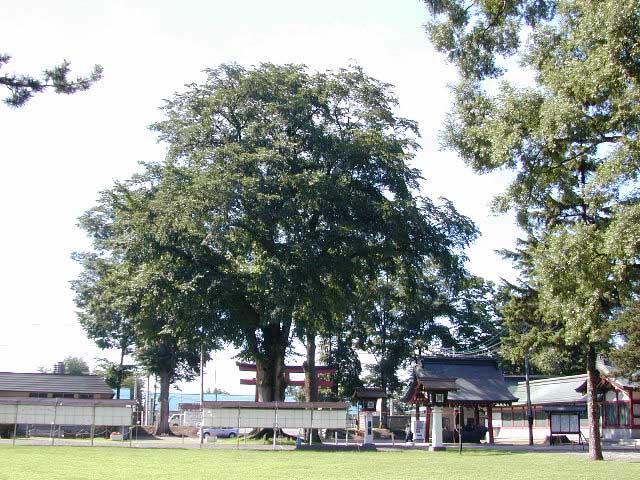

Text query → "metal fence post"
[272,403,278,450]
[51,401,59,446]
[13,403,18,446]
[90,403,96,447]
[309,408,313,446]
[237,406,241,450]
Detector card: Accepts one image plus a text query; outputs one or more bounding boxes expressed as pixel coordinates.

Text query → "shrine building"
[403,355,517,448]
[403,354,640,445]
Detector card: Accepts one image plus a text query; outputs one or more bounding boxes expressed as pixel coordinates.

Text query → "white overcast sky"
[0,0,520,394]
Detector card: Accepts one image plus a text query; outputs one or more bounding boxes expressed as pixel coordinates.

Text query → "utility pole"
[200,341,204,446]
[458,407,463,455]
[525,353,534,446]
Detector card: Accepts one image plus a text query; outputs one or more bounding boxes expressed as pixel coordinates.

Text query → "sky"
[0,0,521,395]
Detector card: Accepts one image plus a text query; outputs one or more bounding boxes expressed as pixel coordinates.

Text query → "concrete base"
[431,406,444,450]
[363,412,374,445]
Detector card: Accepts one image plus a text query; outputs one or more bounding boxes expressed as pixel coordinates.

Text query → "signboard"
[550,413,580,434]
[412,419,425,441]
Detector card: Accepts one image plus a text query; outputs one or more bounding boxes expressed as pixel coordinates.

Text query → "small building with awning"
[403,355,518,447]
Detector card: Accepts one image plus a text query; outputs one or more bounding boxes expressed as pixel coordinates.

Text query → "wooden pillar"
[425,406,431,442]
[454,407,459,444]
[474,405,480,426]
[415,403,420,421]
[487,404,494,444]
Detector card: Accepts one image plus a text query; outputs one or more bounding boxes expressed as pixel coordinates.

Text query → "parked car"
[202,427,239,439]
[169,414,182,427]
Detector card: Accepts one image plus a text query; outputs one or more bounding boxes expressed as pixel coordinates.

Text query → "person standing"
[405,424,413,442]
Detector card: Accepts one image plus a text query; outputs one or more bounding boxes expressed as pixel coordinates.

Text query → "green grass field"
[1,445,638,480]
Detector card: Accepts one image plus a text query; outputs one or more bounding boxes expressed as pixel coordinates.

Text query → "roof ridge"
[524,374,587,384]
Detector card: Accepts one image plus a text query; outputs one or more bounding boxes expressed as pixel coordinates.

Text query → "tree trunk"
[380,398,388,428]
[304,333,318,402]
[303,332,321,443]
[586,345,604,460]
[245,322,289,440]
[154,369,172,435]
[254,325,287,402]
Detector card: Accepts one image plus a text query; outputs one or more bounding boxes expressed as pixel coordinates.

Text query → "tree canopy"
[76,63,482,419]
[63,356,90,376]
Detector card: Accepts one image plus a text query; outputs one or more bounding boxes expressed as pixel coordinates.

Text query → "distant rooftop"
[509,374,587,406]
[0,372,114,396]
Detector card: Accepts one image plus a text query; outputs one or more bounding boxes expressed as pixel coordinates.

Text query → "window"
[619,402,630,426]
[502,410,512,426]
[29,392,48,398]
[534,410,548,427]
[52,393,75,399]
[78,394,94,399]
[604,403,618,426]
[513,409,524,426]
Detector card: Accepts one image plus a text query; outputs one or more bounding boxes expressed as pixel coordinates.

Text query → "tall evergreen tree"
[422,0,640,459]
[75,180,221,434]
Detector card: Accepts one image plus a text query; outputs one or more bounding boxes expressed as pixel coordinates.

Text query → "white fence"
[0,402,133,426]
[202,401,349,430]
[0,397,136,445]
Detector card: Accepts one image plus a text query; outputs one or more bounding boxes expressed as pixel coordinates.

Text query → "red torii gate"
[236,362,337,401]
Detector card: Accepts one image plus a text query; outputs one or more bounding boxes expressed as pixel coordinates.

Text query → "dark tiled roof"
[596,357,639,389]
[0,372,114,396]
[352,388,388,400]
[409,355,518,404]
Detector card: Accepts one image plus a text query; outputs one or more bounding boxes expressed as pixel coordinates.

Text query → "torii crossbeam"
[236,362,337,401]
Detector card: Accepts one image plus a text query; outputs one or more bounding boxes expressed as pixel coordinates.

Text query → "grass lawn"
[1,445,638,480]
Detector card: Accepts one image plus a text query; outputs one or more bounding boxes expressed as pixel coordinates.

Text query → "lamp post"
[200,341,204,446]
[428,391,447,451]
